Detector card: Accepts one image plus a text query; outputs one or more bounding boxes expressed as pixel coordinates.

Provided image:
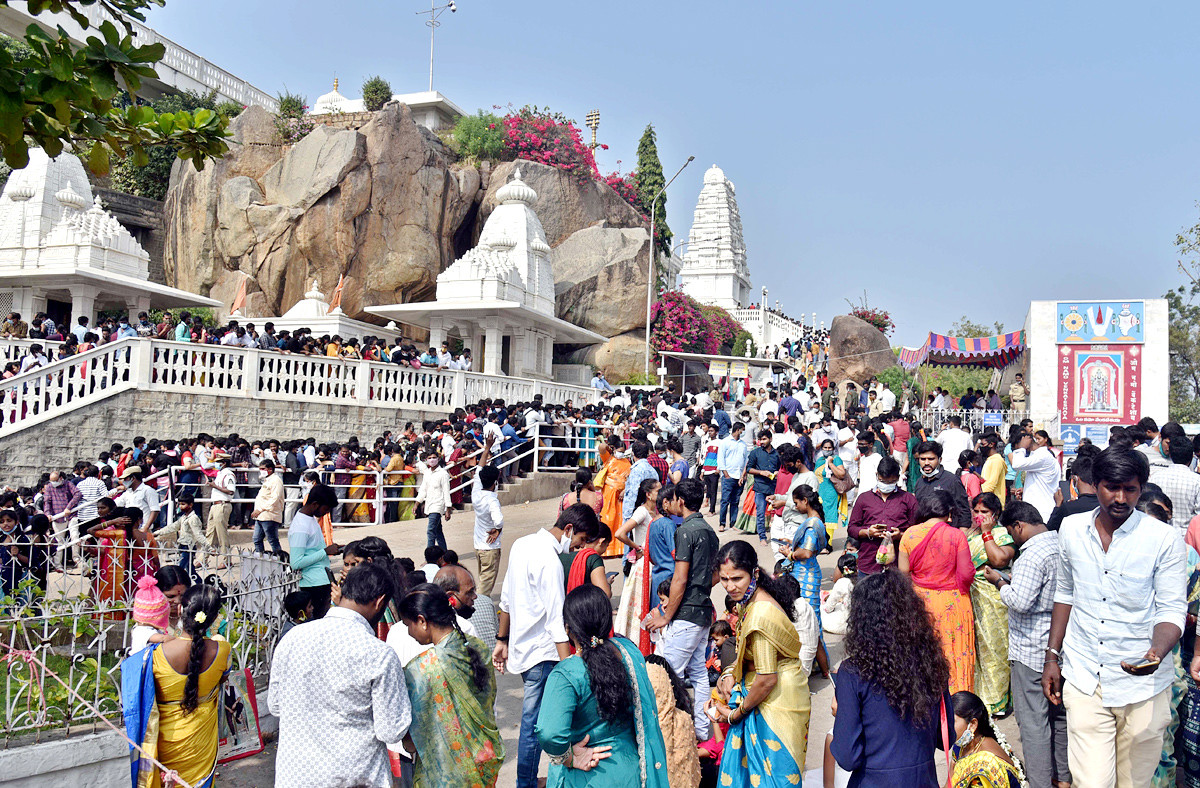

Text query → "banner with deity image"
[1058,344,1140,425]
[1056,301,1144,344]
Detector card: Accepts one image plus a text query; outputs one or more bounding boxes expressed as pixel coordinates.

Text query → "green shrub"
[215,100,244,119]
[361,76,393,112]
[277,91,307,118]
[732,330,755,358]
[451,110,505,163]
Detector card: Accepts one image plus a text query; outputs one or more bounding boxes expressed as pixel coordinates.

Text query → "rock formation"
[827,314,898,384]
[163,106,653,364]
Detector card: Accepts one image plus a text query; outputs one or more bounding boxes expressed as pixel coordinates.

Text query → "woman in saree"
[614,478,660,655]
[124,507,161,586]
[578,409,598,468]
[348,453,380,523]
[560,467,604,516]
[814,438,848,544]
[965,492,1014,716]
[707,540,810,787]
[597,437,631,559]
[400,583,503,788]
[85,499,133,618]
[447,441,468,509]
[535,584,669,788]
[950,691,1023,788]
[396,449,420,522]
[906,422,925,493]
[898,488,976,693]
[781,484,827,631]
[645,654,702,788]
[131,584,231,788]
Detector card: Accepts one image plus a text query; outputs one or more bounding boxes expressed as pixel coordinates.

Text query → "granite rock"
[827,314,898,384]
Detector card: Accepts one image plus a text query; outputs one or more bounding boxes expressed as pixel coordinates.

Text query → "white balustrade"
[0,338,599,436]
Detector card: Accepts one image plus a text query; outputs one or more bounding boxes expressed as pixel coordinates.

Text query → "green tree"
[110,89,222,200]
[948,316,1005,336]
[361,76,392,112]
[634,123,671,257]
[0,0,230,176]
[1166,212,1200,421]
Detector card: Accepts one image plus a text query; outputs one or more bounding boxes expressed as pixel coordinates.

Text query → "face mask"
[921,466,938,478]
[50,480,63,487]
[951,726,974,757]
[876,482,897,494]
[559,531,572,553]
[821,449,833,457]
[300,480,314,495]
[258,470,268,480]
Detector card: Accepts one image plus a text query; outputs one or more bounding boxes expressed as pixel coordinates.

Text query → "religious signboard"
[1058,344,1140,425]
[709,360,729,378]
[1056,301,1144,344]
[729,361,749,378]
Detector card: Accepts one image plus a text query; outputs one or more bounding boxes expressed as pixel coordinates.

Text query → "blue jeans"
[518,660,554,788]
[177,543,200,583]
[660,619,712,740]
[426,512,447,551]
[252,519,281,553]
[754,489,769,540]
[719,477,741,529]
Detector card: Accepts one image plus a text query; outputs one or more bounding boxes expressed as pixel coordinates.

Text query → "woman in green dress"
[906,421,925,493]
[814,438,848,545]
[966,492,1015,716]
[535,584,669,788]
[399,583,504,788]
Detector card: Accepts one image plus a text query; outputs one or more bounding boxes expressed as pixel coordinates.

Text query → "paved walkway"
[220,488,1023,787]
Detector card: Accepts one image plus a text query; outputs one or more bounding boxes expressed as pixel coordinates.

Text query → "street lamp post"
[644,155,695,379]
[417,0,457,92]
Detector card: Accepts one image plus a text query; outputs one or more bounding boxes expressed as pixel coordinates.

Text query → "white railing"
[0,546,296,737]
[0,338,600,437]
[911,408,1059,438]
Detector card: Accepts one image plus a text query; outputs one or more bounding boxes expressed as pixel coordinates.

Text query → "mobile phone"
[1121,657,1161,676]
[994,571,1012,584]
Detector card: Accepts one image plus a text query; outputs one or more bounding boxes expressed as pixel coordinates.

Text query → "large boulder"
[163,103,479,319]
[827,314,898,383]
[565,330,649,383]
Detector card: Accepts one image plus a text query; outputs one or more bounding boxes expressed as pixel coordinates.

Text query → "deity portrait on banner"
[1076,353,1121,416]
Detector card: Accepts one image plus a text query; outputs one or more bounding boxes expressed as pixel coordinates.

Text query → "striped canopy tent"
[899,330,1026,371]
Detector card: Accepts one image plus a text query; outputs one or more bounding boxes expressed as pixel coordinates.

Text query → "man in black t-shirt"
[646,478,719,741]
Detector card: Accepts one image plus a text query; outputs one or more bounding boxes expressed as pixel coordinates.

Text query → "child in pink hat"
[129,575,171,653]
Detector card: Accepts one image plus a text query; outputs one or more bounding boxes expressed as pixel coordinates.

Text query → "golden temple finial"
[333,77,339,91]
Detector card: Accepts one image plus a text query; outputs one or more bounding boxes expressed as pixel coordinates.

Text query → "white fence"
[0,546,296,738]
[0,338,600,437]
[910,408,1060,438]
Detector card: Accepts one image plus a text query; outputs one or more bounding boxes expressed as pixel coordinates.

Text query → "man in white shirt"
[837,414,860,469]
[207,451,236,557]
[936,415,974,474]
[878,383,897,412]
[114,466,160,529]
[415,450,451,551]
[471,435,504,595]
[854,433,883,498]
[1009,431,1062,523]
[270,562,411,788]
[1042,446,1187,788]
[758,391,779,422]
[493,505,598,788]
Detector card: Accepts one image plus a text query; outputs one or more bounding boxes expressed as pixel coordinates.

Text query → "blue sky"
[145,1,1200,346]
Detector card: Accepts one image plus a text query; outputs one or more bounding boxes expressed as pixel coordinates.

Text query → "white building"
[265,280,402,343]
[678,164,752,311]
[0,149,218,326]
[366,168,606,379]
[311,79,465,131]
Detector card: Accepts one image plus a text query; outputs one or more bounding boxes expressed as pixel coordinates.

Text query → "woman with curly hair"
[831,570,955,787]
[706,539,810,787]
[535,584,668,788]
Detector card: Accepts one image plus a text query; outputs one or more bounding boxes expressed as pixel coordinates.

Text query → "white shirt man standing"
[1009,431,1062,523]
[269,562,411,788]
[1042,447,1187,788]
[493,506,594,788]
[935,415,974,474]
[471,436,504,596]
[415,451,451,551]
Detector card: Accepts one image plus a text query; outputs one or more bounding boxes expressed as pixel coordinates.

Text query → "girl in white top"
[614,478,660,567]
[822,552,858,635]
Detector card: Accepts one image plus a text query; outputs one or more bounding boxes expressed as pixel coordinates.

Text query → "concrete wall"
[0,730,126,788]
[0,389,451,485]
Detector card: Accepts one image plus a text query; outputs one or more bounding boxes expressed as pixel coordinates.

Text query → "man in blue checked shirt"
[1041,446,1187,788]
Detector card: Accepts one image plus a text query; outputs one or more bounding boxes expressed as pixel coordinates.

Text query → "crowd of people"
[7,360,1197,788]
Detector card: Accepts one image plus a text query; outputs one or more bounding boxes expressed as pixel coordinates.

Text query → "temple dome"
[495,167,538,206]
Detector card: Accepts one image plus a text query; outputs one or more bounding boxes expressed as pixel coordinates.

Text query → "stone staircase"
[459,469,573,510]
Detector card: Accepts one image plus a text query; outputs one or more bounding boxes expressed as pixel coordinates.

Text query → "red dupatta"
[568,548,600,592]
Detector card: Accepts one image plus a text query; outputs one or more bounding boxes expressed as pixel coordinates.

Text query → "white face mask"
[876,481,897,494]
[258,470,269,480]
[921,466,939,478]
[559,532,572,553]
[300,479,314,495]
[50,480,63,487]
